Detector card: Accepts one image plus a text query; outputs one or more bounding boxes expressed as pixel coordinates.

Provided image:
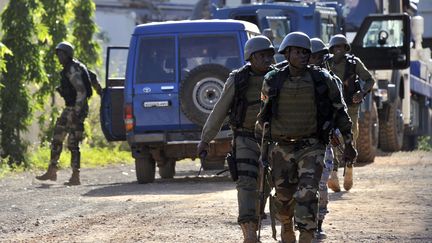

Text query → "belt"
[276,137,318,146]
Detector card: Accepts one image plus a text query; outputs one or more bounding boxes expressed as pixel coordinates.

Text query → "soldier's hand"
[197,141,209,158]
[343,142,357,163]
[352,91,364,104]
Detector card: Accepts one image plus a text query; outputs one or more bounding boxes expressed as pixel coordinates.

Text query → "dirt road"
[0,151,431,243]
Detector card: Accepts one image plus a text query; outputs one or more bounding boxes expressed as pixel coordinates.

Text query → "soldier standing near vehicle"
[197,36,275,243]
[256,32,357,243]
[36,41,102,186]
[326,34,376,192]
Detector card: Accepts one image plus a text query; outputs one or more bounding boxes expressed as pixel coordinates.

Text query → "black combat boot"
[36,164,58,181]
[316,219,327,239]
[64,168,80,186]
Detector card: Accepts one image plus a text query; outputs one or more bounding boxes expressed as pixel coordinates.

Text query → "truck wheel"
[202,157,225,170]
[180,64,231,126]
[379,97,404,151]
[158,159,176,179]
[135,155,156,184]
[357,102,379,163]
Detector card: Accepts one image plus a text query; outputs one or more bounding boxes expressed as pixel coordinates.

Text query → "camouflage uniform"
[258,66,352,234]
[51,59,90,170]
[201,66,264,224]
[327,55,375,151]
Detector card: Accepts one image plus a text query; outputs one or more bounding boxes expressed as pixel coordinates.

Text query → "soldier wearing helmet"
[255,32,356,243]
[326,34,376,193]
[197,35,275,243]
[36,41,101,186]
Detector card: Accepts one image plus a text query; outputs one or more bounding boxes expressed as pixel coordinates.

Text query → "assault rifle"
[257,122,270,241]
[330,130,353,176]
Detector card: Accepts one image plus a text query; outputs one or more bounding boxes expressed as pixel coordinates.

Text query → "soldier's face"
[330,44,347,55]
[285,47,310,68]
[309,53,325,66]
[56,50,69,66]
[250,49,275,73]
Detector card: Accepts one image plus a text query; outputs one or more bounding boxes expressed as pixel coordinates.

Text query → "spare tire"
[180,64,231,126]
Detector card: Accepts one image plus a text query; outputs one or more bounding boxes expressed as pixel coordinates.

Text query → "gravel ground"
[0,151,431,242]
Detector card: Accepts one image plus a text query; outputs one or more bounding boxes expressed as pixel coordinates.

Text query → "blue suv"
[101,20,260,183]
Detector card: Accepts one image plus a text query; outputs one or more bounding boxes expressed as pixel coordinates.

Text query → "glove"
[343,142,357,163]
[352,91,365,104]
[197,141,209,158]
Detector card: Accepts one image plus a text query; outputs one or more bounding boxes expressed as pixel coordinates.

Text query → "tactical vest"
[228,65,262,130]
[59,60,92,106]
[258,66,334,144]
[272,73,317,138]
[341,54,361,105]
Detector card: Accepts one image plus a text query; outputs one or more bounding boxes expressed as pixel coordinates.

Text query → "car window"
[179,34,241,79]
[136,36,175,84]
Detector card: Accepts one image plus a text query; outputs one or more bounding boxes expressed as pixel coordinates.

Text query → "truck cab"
[212,2,341,61]
[101,19,260,183]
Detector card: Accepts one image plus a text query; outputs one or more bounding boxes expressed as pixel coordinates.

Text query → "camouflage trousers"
[50,104,88,169]
[270,138,325,231]
[334,104,358,171]
[235,135,260,224]
[319,145,334,221]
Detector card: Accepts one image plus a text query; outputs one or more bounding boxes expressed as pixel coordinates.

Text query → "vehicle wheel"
[180,64,231,126]
[379,97,404,151]
[202,157,225,170]
[135,153,156,184]
[357,102,379,163]
[158,159,176,179]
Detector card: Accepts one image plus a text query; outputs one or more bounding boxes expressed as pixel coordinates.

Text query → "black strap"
[237,170,258,179]
[236,158,259,167]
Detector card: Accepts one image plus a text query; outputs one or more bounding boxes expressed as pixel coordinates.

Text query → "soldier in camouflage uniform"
[256,32,357,243]
[197,36,275,243]
[309,37,337,239]
[326,34,376,192]
[36,41,101,186]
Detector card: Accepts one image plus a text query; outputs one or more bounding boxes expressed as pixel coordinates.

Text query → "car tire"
[180,64,231,126]
[135,154,156,184]
[158,159,176,179]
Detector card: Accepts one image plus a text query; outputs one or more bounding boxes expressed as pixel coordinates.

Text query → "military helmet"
[329,34,350,51]
[244,35,275,61]
[310,38,329,54]
[278,31,311,54]
[55,41,74,58]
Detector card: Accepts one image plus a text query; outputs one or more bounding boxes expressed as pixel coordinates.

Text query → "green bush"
[417,136,432,151]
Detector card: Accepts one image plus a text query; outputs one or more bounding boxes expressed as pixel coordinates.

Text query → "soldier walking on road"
[197,36,275,243]
[256,32,357,243]
[36,41,102,186]
[326,34,376,192]
[308,37,338,239]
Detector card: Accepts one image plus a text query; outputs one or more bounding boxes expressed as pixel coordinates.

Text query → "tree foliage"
[0,0,48,165]
[37,0,71,143]
[72,0,101,69]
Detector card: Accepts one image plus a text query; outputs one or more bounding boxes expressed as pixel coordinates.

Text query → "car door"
[132,35,180,132]
[100,46,128,141]
[350,14,411,70]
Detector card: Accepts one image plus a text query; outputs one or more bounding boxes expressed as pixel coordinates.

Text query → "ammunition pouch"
[226,152,238,181]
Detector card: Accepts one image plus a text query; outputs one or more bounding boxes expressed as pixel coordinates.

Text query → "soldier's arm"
[355,57,375,94]
[324,71,353,142]
[254,71,275,137]
[68,65,87,114]
[201,73,236,143]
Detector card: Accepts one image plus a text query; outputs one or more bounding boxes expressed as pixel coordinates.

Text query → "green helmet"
[310,38,329,54]
[329,34,350,51]
[244,35,275,61]
[55,41,74,58]
[278,31,311,54]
